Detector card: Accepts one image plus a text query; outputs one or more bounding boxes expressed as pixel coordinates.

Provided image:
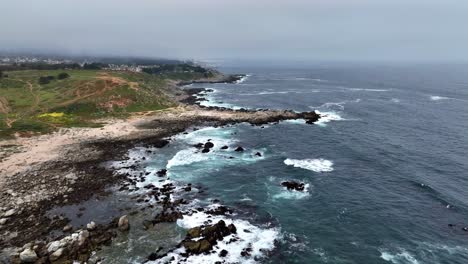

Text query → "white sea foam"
[391,98,401,103]
[346,88,389,92]
[284,158,334,172]
[236,74,251,84]
[167,148,209,168]
[314,111,344,126]
[152,210,279,264]
[273,183,310,200]
[430,95,451,101]
[380,249,420,264]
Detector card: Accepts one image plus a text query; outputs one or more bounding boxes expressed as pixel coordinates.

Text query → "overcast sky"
[1,0,468,62]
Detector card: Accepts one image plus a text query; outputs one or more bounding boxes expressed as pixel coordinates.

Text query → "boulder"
[204,142,215,149]
[156,169,167,177]
[19,248,37,263]
[255,152,262,157]
[220,145,229,150]
[234,147,245,152]
[118,215,130,232]
[201,148,210,153]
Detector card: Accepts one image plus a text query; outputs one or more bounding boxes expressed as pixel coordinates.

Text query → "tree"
[57,72,70,80]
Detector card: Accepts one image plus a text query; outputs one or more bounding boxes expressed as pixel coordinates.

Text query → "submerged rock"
[281,181,305,191]
[234,146,245,152]
[156,169,167,177]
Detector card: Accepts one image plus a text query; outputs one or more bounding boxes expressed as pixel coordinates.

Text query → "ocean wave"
[314,111,344,126]
[310,99,361,111]
[346,88,389,92]
[391,98,401,103]
[273,183,310,200]
[236,74,251,84]
[153,209,279,264]
[166,148,210,168]
[430,95,452,101]
[284,158,334,172]
[380,249,420,264]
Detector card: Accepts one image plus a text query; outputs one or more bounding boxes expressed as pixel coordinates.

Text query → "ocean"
[101,62,468,263]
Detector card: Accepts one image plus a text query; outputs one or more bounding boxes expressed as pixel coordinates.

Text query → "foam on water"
[284,158,334,172]
[273,183,311,200]
[346,88,389,92]
[314,111,344,126]
[430,95,452,101]
[152,209,279,264]
[236,74,251,84]
[167,148,210,168]
[380,249,420,264]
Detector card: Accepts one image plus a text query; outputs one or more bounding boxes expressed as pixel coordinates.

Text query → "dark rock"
[147,253,158,261]
[154,211,183,223]
[194,143,204,149]
[206,206,232,216]
[255,152,262,157]
[220,145,229,150]
[184,186,192,192]
[201,148,210,153]
[204,142,215,149]
[281,181,305,191]
[156,169,167,177]
[219,249,228,257]
[234,147,245,152]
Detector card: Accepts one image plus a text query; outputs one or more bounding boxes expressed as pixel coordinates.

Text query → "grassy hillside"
[0,69,198,139]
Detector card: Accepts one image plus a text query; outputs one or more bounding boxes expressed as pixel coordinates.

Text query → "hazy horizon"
[2,0,468,63]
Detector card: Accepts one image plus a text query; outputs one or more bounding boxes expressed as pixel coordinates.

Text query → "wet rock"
[19,248,37,263]
[147,252,158,261]
[463,227,468,232]
[0,218,7,225]
[187,226,202,238]
[182,220,237,255]
[206,206,232,216]
[184,186,192,192]
[241,247,253,257]
[118,215,130,232]
[234,147,245,152]
[281,181,305,191]
[157,169,167,177]
[219,249,228,257]
[194,143,204,149]
[221,145,229,150]
[154,211,183,223]
[201,148,210,153]
[204,142,215,149]
[255,152,262,157]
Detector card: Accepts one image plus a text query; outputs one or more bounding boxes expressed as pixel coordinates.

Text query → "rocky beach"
[0,76,320,263]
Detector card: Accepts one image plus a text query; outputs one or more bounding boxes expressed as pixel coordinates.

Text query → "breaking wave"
[284,158,334,172]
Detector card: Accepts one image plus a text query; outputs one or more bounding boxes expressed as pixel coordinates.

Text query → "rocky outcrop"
[281,181,305,191]
[181,220,237,255]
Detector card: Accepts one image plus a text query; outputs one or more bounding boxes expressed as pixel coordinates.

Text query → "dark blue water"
[105,63,468,264]
[183,63,468,263]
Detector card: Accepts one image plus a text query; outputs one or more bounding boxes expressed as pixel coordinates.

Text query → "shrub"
[57,72,70,80]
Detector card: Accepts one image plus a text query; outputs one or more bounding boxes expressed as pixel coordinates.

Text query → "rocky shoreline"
[0,74,320,263]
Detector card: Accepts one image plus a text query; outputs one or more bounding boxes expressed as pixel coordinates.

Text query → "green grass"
[0,69,205,139]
